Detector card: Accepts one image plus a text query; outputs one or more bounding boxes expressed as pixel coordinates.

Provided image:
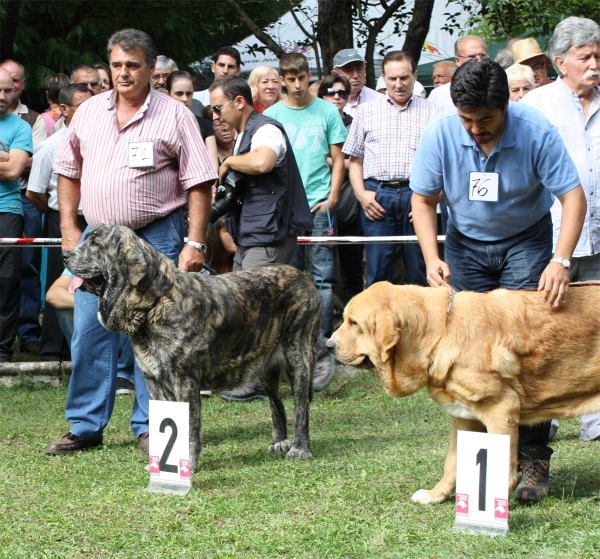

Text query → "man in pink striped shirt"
[46,29,217,457]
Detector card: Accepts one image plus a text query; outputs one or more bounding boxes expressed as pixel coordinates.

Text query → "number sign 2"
[146,400,191,495]
[453,431,510,535]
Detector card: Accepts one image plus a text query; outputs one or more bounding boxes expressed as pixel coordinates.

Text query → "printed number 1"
[476,448,488,511]
[159,417,178,473]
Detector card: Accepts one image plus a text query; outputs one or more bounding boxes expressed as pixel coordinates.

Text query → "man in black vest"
[208,76,326,401]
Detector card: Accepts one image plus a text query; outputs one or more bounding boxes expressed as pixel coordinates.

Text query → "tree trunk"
[402,0,436,66]
[316,0,354,75]
[0,0,21,62]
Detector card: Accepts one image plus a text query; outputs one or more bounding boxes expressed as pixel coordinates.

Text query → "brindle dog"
[64,225,320,472]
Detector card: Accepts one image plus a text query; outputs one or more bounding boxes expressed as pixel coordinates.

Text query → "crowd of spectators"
[0,15,598,504]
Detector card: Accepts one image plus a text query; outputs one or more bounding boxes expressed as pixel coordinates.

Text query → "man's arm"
[0,149,29,181]
[349,156,384,221]
[178,182,212,272]
[538,185,587,308]
[411,192,451,287]
[26,191,50,214]
[313,144,345,213]
[218,146,278,184]
[57,175,82,252]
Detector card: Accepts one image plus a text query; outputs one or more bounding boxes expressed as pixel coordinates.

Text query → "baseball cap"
[333,49,365,69]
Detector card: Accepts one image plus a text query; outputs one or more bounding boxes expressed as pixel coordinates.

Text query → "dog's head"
[327,282,434,398]
[63,226,175,335]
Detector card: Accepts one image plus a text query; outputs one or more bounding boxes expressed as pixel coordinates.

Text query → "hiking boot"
[515,445,553,504]
[46,432,103,455]
[116,377,135,395]
[220,381,267,403]
[137,432,149,454]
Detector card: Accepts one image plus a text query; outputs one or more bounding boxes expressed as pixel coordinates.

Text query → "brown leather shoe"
[137,432,149,454]
[46,432,103,455]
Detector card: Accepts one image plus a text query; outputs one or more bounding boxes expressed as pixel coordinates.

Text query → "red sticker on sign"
[179,459,191,478]
[494,498,508,520]
[149,455,160,475]
[455,493,469,515]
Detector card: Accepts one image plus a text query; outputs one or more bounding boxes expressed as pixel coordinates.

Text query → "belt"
[369,179,410,188]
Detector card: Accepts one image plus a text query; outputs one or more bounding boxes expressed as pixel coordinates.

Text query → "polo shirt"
[410,102,581,241]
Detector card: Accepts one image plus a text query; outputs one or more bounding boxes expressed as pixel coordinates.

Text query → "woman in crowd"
[247,65,282,113]
[212,118,236,166]
[94,62,113,92]
[317,74,365,303]
[506,63,535,102]
[41,73,69,136]
[205,216,236,275]
[166,70,219,173]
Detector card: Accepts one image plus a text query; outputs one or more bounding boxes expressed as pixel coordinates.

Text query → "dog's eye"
[349,319,357,326]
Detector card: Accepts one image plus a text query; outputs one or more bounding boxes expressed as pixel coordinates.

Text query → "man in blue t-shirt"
[265,53,347,344]
[0,67,33,362]
[410,60,586,504]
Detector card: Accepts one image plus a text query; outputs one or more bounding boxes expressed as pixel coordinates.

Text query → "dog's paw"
[411,489,446,504]
[270,439,292,453]
[286,447,313,460]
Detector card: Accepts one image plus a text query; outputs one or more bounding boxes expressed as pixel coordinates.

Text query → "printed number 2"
[476,448,488,511]
[159,417,178,473]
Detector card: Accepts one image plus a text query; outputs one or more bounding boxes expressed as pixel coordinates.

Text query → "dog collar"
[447,289,457,316]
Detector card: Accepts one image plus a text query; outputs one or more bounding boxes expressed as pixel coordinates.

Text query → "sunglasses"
[208,99,234,116]
[324,88,348,98]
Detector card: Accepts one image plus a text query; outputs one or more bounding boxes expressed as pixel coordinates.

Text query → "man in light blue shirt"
[410,59,586,504]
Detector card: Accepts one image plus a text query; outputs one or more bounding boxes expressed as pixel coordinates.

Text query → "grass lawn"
[0,369,598,558]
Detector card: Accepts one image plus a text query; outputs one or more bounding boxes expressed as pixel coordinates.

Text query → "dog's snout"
[63,250,73,266]
[326,334,336,350]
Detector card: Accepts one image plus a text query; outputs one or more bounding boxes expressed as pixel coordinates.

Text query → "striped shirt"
[343,94,440,181]
[54,87,217,230]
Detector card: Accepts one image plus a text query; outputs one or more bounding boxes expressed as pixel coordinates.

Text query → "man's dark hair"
[382,50,416,73]
[107,29,157,66]
[450,59,509,110]
[279,53,309,76]
[45,73,70,104]
[209,75,253,106]
[58,82,93,106]
[213,46,241,68]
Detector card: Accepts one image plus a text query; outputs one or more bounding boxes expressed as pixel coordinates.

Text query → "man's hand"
[218,160,231,185]
[61,226,82,253]
[312,192,339,214]
[538,262,570,308]
[178,245,205,272]
[357,190,385,221]
[425,257,451,287]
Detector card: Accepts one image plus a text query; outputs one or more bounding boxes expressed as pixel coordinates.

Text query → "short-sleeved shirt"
[27,124,67,211]
[0,112,33,215]
[344,86,384,117]
[410,102,581,241]
[265,97,348,207]
[53,87,217,230]
[343,95,440,182]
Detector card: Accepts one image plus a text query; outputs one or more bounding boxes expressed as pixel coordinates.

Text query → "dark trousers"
[444,214,553,452]
[0,212,24,361]
[17,193,42,345]
[337,211,364,303]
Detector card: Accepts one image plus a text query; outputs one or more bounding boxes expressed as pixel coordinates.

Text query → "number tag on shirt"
[128,141,155,168]
[469,172,499,202]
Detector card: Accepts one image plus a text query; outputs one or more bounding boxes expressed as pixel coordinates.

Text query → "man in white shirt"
[193,47,242,107]
[427,36,489,109]
[521,16,600,443]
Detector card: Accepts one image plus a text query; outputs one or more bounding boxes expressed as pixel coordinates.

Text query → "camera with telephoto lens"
[209,169,247,224]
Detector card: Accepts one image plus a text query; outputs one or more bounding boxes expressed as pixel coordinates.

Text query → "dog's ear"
[373,312,399,363]
[123,244,148,287]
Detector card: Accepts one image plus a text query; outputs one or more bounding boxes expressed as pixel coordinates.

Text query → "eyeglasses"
[151,72,172,81]
[456,53,489,61]
[531,62,546,71]
[208,99,234,116]
[324,88,348,98]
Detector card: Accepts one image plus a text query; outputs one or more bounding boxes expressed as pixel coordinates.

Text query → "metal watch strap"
[549,256,570,269]
[185,240,207,254]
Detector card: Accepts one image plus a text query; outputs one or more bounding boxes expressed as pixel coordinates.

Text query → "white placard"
[469,172,499,202]
[145,400,191,495]
[453,431,510,535]
[128,141,155,168]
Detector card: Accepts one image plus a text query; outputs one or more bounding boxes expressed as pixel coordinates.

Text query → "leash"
[317,200,334,294]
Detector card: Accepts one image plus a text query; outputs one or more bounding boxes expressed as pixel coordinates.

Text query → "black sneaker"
[116,377,135,395]
[220,382,267,403]
[515,446,553,504]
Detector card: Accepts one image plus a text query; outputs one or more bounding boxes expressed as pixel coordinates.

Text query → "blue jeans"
[291,208,337,337]
[18,193,43,345]
[361,180,427,287]
[66,211,184,439]
[444,213,553,451]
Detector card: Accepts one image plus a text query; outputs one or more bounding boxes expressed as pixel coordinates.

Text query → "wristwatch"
[549,256,570,269]
[185,240,208,254]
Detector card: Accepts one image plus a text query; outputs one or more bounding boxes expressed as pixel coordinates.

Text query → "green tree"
[0,0,286,110]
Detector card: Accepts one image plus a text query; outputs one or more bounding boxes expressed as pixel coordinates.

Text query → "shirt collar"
[107,86,153,113]
[385,93,414,111]
[14,100,28,114]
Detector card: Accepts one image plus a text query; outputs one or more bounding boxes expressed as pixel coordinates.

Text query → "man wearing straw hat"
[512,37,553,88]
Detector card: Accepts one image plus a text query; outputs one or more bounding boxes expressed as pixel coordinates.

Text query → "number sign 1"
[453,431,510,535]
[146,400,192,495]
